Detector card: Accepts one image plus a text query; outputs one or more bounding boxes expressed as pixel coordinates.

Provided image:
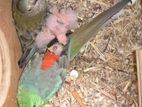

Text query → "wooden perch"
[136,49,142,107]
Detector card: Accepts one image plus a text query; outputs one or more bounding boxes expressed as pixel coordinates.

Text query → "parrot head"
[40,43,63,70]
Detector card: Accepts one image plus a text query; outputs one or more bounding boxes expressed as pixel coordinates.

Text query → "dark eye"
[53,45,57,51]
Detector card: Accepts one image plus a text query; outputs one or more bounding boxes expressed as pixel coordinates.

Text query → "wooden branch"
[136,49,142,107]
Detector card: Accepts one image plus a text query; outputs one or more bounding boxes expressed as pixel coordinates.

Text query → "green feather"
[70,0,131,59]
[17,87,44,107]
[17,54,67,107]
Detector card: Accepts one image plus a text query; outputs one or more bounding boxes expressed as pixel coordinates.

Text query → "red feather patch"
[40,50,59,70]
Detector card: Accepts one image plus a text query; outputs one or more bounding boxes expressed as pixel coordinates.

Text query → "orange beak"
[40,50,59,70]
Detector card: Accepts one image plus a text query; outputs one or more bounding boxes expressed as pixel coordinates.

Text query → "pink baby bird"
[47,6,78,44]
[35,6,78,51]
[50,6,78,29]
[35,28,55,50]
[59,8,78,29]
[46,14,68,45]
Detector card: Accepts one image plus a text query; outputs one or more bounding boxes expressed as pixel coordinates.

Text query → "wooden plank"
[136,49,142,107]
[0,0,21,107]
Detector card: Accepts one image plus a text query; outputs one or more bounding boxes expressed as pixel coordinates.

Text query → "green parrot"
[17,43,68,107]
[16,0,132,107]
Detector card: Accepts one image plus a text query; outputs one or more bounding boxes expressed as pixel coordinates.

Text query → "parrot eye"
[52,45,57,51]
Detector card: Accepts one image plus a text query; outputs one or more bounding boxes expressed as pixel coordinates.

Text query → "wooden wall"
[0,0,21,107]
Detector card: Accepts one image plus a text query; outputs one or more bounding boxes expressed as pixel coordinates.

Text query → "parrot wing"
[70,0,131,60]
